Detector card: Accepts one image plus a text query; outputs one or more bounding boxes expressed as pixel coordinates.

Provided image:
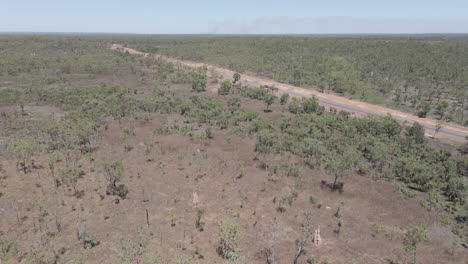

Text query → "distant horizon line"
[1,32,468,36]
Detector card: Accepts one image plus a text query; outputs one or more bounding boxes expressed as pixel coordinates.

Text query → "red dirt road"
[110,44,468,143]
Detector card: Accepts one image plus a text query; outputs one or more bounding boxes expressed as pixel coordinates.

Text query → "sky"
[1,0,468,34]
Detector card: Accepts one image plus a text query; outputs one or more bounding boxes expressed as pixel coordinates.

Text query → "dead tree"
[293,211,314,264]
[262,219,280,264]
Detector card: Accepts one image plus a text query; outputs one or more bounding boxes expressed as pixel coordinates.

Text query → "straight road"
[110,44,468,143]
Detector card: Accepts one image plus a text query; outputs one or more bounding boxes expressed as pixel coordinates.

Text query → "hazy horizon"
[2,0,468,34]
[2,32,468,36]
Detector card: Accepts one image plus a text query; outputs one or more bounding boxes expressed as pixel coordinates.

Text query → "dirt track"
[110,44,468,143]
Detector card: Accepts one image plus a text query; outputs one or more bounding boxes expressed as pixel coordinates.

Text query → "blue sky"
[1,0,467,33]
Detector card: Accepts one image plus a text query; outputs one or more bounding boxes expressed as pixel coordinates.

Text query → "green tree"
[103,161,128,199]
[7,138,37,173]
[404,224,430,264]
[218,80,232,95]
[104,161,124,186]
[73,118,96,152]
[43,115,65,150]
[264,94,276,111]
[60,167,83,196]
[416,102,431,118]
[325,148,357,190]
[280,93,289,105]
[444,171,465,204]
[407,122,426,145]
[217,218,242,260]
[227,97,241,113]
[457,142,468,155]
[301,96,320,114]
[233,72,241,83]
[191,71,207,92]
[255,130,280,155]
[288,98,302,114]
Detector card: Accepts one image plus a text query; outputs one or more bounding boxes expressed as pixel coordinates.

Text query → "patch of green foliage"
[0,234,18,262]
[253,100,467,208]
[217,218,242,261]
[191,67,207,92]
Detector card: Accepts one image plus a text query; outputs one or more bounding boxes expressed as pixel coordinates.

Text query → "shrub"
[217,218,242,260]
[241,86,268,100]
[103,161,128,199]
[59,167,84,197]
[116,231,148,264]
[288,98,302,114]
[249,118,272,134]
[309,195,316,204]
[301,96,320,114]
[0,235,18,262]
[218,80,232,95]
[7,138,38,173]
[173,255,192,264]
[191,69,207,92]
[407,122,426,144]
[264,94,276,111]
[445,176,465,203]
[404,224,430,263]
[280,93,289,105]
[233,72,241,83]
[227,97,241,113]
[204,127,214,139]
[80,233,100,249]
[196,208,205,231]
[255,130,280,155]
[235,110,258,122]
[416,102,431,118]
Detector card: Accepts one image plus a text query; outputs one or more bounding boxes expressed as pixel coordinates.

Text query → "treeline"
[124,36,468,125]
[0,35,136,85]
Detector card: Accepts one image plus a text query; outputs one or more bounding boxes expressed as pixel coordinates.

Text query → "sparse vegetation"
[0,35,465,264]
[233,72,241,84]
[280,93,289,105]
[293,211,314,264]
[191,67,207,92]
[80,233,100,249]
[103,161,128,199]
[264,94,276,112]
[218,80,232,95]
[404,224,431,264]
[217,218,242,261]
[0,234,18,262]
[116,231,149,264]
[7,138,38,173]
[195,208,205,231]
